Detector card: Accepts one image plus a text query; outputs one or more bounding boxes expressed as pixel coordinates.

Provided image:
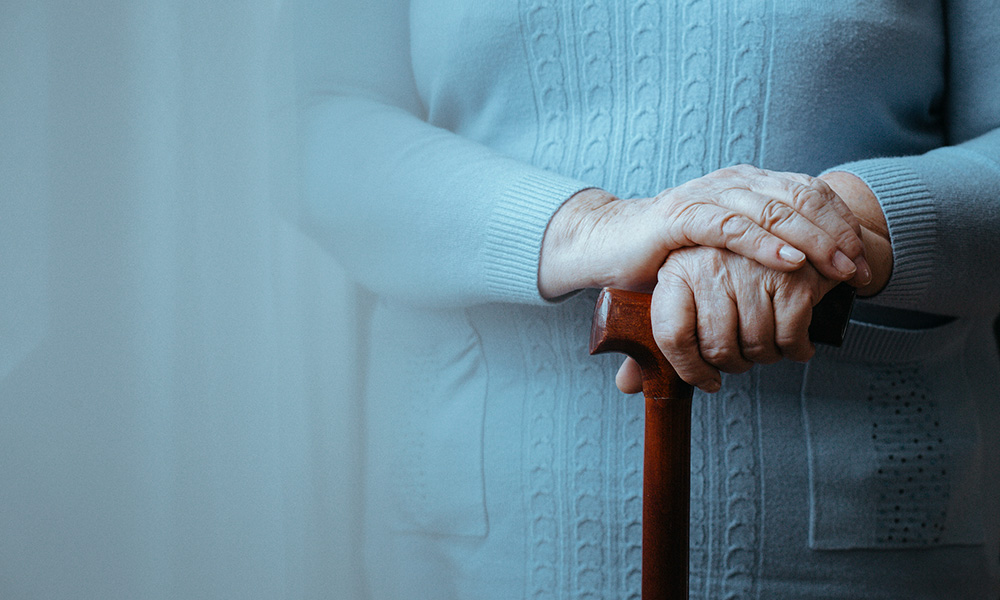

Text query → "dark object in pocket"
[993,313,999,356]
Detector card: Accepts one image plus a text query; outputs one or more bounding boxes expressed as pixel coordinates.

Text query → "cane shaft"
[590,288,694,599]
[643,395,692,600]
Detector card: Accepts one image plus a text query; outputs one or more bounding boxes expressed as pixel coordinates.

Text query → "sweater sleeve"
[828,0,1000,318]
[293,0,589,308]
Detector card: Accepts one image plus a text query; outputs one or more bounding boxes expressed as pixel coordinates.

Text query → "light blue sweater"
[296,0,1000,598]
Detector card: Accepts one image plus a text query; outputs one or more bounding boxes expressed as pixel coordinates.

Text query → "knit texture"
[297,0,1000,597]
[690,372,764,600]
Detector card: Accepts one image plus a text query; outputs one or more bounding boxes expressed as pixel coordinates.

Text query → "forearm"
[296,0,593,308]
[302,97,588,307]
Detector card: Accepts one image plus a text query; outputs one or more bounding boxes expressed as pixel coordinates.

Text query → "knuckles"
[759,197,798,230]
[651,321,693,355]
[741,344,781,365]
[717,213,759,248]
[776,337,815,362]
[788,182,829,213]
[699,344,736,364]
[699,344,752,372]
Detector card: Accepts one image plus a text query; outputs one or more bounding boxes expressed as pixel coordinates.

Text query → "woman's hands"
[538,164,870,299]
[616,247,838,393]
[610,170,893,394]
[538,165,893,394]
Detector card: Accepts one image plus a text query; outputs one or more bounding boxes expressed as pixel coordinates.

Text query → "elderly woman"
[295,0,1000,598]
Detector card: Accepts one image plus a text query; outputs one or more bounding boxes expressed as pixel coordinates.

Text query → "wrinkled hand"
[539,164,870,299]
[616,245,840,394]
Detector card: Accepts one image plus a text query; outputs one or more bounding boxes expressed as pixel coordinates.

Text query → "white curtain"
[1,3,365,598]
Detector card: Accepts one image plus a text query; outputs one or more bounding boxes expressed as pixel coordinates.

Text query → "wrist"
[538,188,618,299]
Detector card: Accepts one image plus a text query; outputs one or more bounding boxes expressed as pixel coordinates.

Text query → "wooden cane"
[589,283,854,599]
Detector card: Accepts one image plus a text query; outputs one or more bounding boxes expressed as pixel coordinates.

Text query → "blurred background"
[2,2,365,598]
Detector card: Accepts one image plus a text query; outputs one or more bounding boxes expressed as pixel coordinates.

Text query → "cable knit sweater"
[295,0,1000,598]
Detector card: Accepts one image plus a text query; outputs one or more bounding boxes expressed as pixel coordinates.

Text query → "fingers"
[691,279,754,375]
[736,284,781,364]
[671,202,811,273]
[728,169,869,282]
[762,169,864,237]
[651,262,723,393]
[772,277,820,362]
[650,247,830,393]
[663,165,870,285]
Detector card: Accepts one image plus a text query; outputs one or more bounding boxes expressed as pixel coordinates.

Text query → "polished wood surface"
[590,288,692,600]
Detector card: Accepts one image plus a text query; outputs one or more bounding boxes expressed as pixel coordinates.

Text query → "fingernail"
[855,256,872,286]
[833,251,857,277]
[778,245,805,264]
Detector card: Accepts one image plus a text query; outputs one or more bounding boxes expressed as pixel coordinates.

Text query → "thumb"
[615,357,644,394]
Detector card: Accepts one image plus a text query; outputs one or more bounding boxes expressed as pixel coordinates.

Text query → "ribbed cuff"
[482,169,591,305]
[826,160,937,307]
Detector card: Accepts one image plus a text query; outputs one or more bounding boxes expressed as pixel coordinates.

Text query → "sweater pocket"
[801,324,985,550]
[366,304,489,538]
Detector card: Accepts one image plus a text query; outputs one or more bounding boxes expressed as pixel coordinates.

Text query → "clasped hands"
[538,164,890,393]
